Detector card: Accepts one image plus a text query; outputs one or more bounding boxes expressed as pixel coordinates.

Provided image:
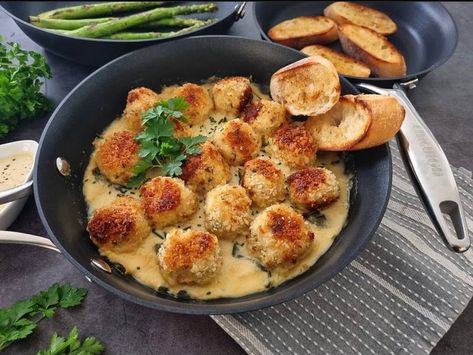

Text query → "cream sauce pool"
[83,82,352,300]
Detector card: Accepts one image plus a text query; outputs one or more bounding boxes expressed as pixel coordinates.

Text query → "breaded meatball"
[158,228,221,285]
[95,130,139,186]
[204,184,252,239]
[169,117,191,138]
[122,87,159,132]
[87,196,150,253]
[242,99,288,140]
[140,177,197,228]
[267,124,317,169]
[212,76,253,116]
[242,157,286,208]
[212,119,261,166]
[248,204,314,268]
[287,167,340,212]
[180,142,231,194]
[175,83,213,125]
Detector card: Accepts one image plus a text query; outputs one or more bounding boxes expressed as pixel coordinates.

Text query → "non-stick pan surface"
[0,1,242,67]
[253,1,458,87]
[34,36,391,314]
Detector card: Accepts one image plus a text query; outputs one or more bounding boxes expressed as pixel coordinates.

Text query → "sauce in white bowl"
[0,141,37,229]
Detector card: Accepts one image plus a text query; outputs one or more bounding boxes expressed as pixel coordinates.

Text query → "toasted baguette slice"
[268,16,338,49]
[338,24,406,77]
[304,96,371,151]
[270,56,340,117]
[301,45,371,77]
[347,94,405,150]
[324,2,397,35]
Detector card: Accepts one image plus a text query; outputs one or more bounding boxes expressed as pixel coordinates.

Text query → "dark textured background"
[1,2,472,354]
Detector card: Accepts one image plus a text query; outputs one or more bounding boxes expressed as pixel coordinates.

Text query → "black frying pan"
[253,1,457,87]
[254,2,470,252]
[0,1,245,67]
[23,36,391,314]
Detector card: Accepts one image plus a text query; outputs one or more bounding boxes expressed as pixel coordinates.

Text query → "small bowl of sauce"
[0,140,37,230]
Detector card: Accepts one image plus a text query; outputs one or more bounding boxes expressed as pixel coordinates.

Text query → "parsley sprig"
[128,97,207,187]
[37,326,104,355]
[0,283,87,351]
[0,37,52,137]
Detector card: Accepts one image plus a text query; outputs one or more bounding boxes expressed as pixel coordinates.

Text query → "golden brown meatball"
[242,99,288,141]
[175,83,213,125]
[287,167,340,212]
[242,157,286,208]
[87,196,150,253]
[139,177,197,228]
[204,184,252,239]
[95,130,139,186]
[122,87,159,132]
[267,124,317,169]
[212,119,261,166]
[248,204,314,268]
[157,228,222,285]
[180,142,231,194]
[212,76,253,116]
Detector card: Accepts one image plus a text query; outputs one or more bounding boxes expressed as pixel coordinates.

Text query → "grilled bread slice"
[301,44,371,77]
[347,94,405,150]
[304,96,371,151]
[268,16,338,49]
[338,24,406,77]
[324,2,397,35]
[270,56,340,117]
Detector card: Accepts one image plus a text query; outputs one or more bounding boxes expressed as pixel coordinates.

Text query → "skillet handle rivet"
[56,157,71,177]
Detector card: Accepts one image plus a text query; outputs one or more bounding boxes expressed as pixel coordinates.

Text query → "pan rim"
[0,1,241,44]
[34,35,392,314]
[251,1,459,83]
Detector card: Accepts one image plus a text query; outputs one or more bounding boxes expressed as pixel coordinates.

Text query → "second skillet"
[253,2,470,252]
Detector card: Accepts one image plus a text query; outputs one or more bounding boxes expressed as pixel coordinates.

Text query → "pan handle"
[234,2,246,21]
[0,231,60,252]
[357,82,470,252]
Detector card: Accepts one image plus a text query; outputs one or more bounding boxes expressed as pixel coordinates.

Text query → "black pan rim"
[34,35,392,314]
[251,1,459,83]
[0,1,241,44]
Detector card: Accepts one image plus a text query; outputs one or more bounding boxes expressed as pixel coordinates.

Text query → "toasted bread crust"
[301,44,371,77]
[338,24,406,77]
[347,94,405,150]
[304,96,371,151]
[324,2,397,35]
[268,16,338,49]
[270,56,340,116]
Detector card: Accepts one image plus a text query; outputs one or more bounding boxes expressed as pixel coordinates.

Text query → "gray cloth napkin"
[212,142,473,355]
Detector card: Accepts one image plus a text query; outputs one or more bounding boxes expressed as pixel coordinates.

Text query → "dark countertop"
[1,2,472,354]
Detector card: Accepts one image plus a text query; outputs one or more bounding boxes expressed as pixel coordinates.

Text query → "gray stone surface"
[0,2,472,354]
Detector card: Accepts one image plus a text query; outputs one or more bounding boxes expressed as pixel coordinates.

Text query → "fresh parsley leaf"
[37,326,104,355]
[0,283,87,351]
[0,39,52,137]
[128,97,208,185]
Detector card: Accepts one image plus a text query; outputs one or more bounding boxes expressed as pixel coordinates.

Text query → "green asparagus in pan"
[67,4,217,38]
[103,22,212,40]
[30,16,213,31]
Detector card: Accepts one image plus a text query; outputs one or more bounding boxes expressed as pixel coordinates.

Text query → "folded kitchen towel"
[212,142,473,355]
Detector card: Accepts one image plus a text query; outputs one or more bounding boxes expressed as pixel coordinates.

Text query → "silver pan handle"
[0,231,60,252]
[357,83,470,252]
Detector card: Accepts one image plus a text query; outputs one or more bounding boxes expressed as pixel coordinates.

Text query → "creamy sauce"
[0,152,34,212]
[83,82,352,300]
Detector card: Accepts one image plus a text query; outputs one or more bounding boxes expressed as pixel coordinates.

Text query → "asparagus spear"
[37,2,165,20]
[68,4,217,38]
[30,16,116,30]
[103,23,209,40]
[135,17,214,30]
